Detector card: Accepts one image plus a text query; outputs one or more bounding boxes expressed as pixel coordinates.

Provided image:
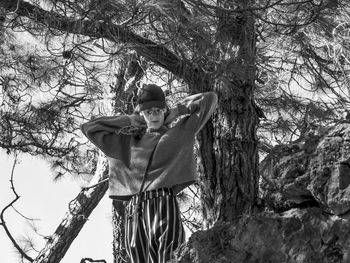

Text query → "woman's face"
[141,107,166,129]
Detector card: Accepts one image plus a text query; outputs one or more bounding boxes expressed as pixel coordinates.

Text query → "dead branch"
[80,258,106,263]
[0,152,34,262]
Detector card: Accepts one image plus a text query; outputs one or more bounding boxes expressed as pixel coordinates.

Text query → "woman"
[81,84,217,263]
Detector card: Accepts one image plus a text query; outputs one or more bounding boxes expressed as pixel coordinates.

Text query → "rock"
[260,123,350,215]
[173,208,350,263]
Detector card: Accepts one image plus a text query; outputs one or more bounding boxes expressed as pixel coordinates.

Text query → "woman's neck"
[146,126,168,133]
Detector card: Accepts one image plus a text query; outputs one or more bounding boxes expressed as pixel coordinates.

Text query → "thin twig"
[0,152,34,262]
[12,206,40,221]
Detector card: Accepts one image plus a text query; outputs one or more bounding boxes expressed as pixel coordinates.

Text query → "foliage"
[255,0,350,151]
[1,0,348,157]
[1,0,350,262]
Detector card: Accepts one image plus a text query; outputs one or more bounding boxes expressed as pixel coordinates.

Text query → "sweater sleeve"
[81,114,144,157]
[177,92,218,135]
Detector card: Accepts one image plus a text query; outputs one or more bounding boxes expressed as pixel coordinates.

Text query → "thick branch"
[80,258,106,263]
[0,0,210,90]
[33,155,109,263]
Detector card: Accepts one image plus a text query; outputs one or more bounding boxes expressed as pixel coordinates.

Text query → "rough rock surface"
[173,123,350,263]
[260,123,350,215]
[173,208,350,263]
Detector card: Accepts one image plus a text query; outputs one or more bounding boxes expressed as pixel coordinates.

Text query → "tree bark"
[112,201,128,263]
[33,156,109,263]
[197,0,259,227]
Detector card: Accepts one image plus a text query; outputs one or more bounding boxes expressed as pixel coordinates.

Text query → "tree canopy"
[1,0,350,262]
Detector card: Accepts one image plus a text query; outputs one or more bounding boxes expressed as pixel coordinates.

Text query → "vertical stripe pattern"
[125,188,185,263]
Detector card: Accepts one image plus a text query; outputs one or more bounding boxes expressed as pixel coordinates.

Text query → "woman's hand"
[164,104,191,125]
[116,115,146,137]
[130,114,146,127]
[164,108,179,125]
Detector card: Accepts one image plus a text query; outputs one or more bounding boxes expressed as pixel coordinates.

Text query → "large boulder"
[173,123,350,263]
[174,208,350,263]
[260,123,350,215]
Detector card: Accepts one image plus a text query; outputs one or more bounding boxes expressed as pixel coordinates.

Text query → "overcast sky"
[0,151,113,263]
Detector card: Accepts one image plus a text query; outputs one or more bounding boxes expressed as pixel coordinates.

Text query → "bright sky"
[0,151,113,263]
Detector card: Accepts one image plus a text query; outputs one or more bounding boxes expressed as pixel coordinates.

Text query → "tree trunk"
[33,156,108,263]
[112,201,128,263]
[110,53,145,263]
[198,0,259,228]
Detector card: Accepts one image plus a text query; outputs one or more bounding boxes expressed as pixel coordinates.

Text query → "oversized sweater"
[81,92,218,200]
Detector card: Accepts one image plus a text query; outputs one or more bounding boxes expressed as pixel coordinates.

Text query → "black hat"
[137,84,166,111]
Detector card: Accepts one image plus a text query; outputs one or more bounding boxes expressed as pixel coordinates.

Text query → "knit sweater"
[81,92,218,200]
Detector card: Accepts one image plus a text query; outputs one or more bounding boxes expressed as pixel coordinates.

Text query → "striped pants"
[125,188,185,263]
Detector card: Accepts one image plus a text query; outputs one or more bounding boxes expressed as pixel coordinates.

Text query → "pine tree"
[1,0,349,262]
